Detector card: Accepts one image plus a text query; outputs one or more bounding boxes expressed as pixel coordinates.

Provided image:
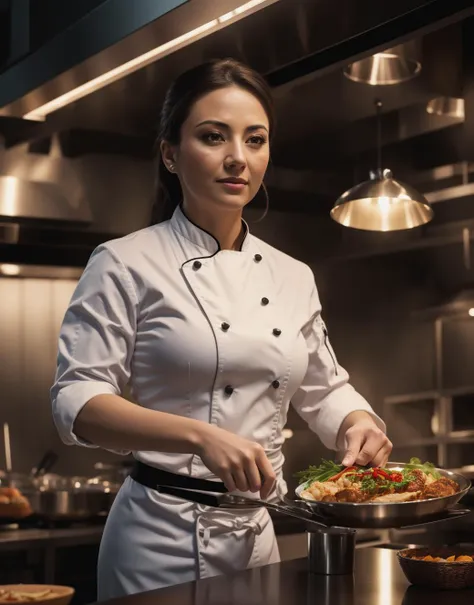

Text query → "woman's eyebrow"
[195,119,269,133]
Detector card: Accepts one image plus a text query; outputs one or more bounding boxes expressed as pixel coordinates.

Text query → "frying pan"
[294,462,471,529]
[157,485,470,531]
[151,462,471,530]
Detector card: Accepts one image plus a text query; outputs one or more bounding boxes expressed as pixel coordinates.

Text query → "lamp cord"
[375,99,383,176]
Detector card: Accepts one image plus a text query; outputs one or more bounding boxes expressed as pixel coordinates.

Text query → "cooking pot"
[0,451,121,522]
[30,473,120,520]
[0,473,120,521]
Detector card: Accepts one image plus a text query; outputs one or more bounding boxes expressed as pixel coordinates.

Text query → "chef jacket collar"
[170,204,250,255]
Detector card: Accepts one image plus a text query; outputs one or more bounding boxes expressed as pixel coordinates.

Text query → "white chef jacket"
[50,204,384,598]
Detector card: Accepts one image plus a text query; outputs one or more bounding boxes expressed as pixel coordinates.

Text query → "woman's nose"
[224,142,246,169]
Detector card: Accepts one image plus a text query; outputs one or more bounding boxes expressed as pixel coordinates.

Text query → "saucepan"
[0,451,120,522]
[293,462,471,529]
[0,422,121,522]
[0,473,120,522]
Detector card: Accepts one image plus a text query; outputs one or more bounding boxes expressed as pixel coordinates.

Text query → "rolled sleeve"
[291,267,385,451]
[50,244,137,454]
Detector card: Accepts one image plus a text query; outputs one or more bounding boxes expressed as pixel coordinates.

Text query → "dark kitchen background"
[1,0,474,599]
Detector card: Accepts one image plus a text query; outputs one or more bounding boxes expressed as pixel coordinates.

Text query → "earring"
[169,163,175,172]
[253,182,269,223]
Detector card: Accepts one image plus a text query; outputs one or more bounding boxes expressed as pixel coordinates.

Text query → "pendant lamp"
[330,100,434,232]
[426,96,465,120]
[344,44,421,86]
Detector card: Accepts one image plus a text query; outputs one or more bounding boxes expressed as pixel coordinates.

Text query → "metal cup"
[307,527,356,575]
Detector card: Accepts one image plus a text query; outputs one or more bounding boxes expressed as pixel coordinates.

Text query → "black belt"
[130,461,228,506]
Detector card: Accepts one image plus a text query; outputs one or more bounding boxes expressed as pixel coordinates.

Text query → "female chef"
[51,58,392,599]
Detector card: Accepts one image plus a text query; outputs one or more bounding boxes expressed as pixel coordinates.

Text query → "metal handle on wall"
[463,227,471,270]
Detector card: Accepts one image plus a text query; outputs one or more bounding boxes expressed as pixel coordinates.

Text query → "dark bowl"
[398,546,474,590]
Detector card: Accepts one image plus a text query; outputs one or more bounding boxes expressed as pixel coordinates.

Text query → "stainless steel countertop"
[91,548,474,605]
[0,526,104,551]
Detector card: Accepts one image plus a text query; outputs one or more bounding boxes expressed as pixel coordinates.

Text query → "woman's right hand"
[197,425,276,499]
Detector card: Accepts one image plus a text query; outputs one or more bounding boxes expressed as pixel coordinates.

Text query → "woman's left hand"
[339,411,392,468]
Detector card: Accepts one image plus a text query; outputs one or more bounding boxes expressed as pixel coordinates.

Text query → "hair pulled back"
[151,58,274,223]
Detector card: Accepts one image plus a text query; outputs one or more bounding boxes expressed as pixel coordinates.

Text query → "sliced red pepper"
[389,472,403,483]
[374,468,391,480]
[328,466,356,482]
[331,467,396,482]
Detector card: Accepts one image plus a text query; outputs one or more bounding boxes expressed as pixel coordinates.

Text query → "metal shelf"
[384,391,439,405]
[384,316,474,469]
[384,385,474,406]
[392,434,474,448]
[446,430,474,443]
[392,438,439,448]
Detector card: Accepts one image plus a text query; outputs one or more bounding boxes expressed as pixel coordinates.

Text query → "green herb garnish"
[392,480,410,490]
[360,476,379,494]
[402,457,441,479]
[294,459,343,486]
[295,457,441,491]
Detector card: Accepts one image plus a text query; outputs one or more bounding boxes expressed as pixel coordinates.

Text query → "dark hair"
[151,58,275,223]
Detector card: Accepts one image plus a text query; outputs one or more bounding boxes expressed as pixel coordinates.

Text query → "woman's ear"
[160,140,178,173]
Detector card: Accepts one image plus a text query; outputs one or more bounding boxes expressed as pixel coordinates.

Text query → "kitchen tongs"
[153,473,328,529]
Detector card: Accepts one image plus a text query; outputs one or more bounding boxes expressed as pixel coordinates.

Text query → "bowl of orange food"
[398,546,474,590]
[0,585,74,605]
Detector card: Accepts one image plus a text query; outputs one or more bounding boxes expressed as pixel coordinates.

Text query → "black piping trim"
[323,326,339,376]
[181,250,219,271]
[180,204,249,253]
[180,205,221,252]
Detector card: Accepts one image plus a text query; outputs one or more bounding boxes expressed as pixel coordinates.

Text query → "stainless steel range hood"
[0,173,97,270]
[0,175,92,225]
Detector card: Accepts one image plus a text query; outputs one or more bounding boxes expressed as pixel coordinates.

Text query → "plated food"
[0,589,57,603]
[0,586,74,605]
[296,458,460,504]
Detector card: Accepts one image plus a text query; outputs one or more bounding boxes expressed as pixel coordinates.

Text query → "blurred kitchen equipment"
[31,450,59,478]
[25,482,118,520]
[25,468,121,520]
[0,472,118,521]
[0,425,120,521]
[3,423,11,473]
[93,460,134,483]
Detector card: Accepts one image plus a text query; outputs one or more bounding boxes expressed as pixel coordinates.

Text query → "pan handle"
[219,494,329,529]
[156,486,329,529]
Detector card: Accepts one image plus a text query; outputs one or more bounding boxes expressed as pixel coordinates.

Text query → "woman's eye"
[248,135,267,146]
[202,132,224,144]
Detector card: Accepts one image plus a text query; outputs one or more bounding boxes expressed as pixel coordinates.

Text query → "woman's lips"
[218,181,247,192]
